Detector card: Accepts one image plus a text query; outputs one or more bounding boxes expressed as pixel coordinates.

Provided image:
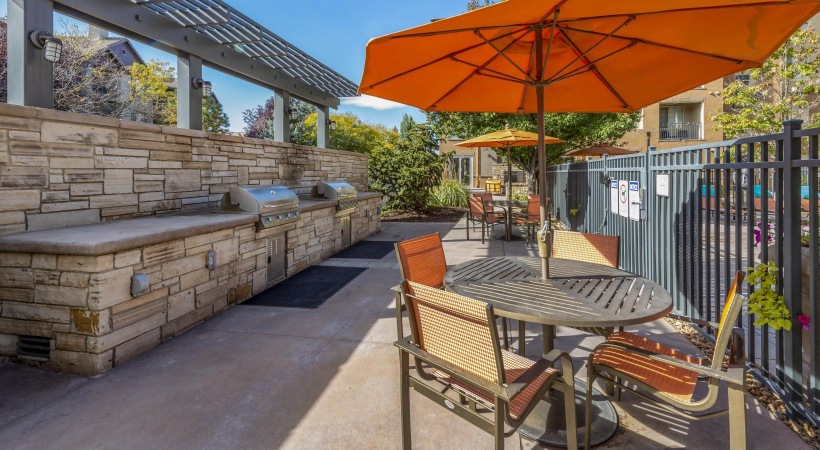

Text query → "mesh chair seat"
[434,350,560,420]
[592,331,703,402]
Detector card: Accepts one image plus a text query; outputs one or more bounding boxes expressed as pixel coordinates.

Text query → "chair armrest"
[667,313,720,330]
[594,342,744,386]
[394,336,508,399]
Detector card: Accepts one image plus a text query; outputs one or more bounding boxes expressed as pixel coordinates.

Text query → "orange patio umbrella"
[359,0,820,281]
[454,128,563,199]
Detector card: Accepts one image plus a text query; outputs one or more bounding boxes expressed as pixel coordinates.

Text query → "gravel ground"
[666,317,820,449]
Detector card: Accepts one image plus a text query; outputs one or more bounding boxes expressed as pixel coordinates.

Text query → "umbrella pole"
[507,145,512,201]
[537,86,549,280]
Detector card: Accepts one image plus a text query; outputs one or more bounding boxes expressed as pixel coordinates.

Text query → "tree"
[399,113,416,137]
[127,59,176,125]
[202,96,230,133]
[52,24,132,117]
[302,112,397,153]
[242,96,316,142]
[710,27,820,138]
[428,111,640,190]
[369,122,443,211]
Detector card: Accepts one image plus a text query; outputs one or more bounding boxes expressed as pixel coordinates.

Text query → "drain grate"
[17,335,51,361]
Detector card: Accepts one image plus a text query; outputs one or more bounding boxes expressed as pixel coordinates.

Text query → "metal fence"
[660,122,703,140]
[546,120,820,424]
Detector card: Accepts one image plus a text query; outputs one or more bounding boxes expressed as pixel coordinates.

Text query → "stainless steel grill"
[317,181,358,211]
[226,185,300,229]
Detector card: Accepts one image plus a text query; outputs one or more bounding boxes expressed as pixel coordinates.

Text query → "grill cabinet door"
[266,235,286,283]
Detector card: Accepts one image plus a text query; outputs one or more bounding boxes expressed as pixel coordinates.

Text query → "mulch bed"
[666,317,820,449]
[381,207,467,223]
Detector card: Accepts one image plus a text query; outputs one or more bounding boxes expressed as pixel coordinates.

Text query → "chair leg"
[502,318,509,350]
[400,350,411,450]
[466,218,470,240]
[481,221,486,244]
[494,398,505,450]
[561,377,579,450]
[584,358,595,450]
[728,382,747,450]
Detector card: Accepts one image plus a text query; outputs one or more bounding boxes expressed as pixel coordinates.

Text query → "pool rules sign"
[610,179,618,213]
[618,180,629,217]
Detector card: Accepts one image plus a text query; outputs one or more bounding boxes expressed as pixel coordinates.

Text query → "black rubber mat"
[243,266,366,309]
[330,240,397,260]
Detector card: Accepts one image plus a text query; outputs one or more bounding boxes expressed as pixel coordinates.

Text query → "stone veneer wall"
[0,103,368,236]
[0,196,381,375]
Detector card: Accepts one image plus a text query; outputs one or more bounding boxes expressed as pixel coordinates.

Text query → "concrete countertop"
[297,192,382,213]
[0,211,257,256]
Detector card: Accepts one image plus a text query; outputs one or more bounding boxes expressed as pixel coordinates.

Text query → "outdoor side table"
[444,256,673,448]
[484,199,526,241]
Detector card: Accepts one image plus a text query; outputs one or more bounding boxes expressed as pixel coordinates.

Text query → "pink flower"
[798,314,811,331]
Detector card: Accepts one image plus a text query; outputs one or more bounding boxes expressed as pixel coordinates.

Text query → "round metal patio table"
[444,256,673,448]
[484,199,526,241]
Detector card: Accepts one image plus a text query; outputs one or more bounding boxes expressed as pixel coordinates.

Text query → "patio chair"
[584,271,747,450]
[467,194,505,244]
[513,196,549,243]
[394,233,511,347]
[394,233,448,340]
[396,281,578,450]
[551,230,619,268]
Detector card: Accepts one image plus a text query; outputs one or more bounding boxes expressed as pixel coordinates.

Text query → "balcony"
[660,122,703,140]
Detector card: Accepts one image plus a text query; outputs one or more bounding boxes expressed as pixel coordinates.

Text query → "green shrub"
[368,125,443,211]
[431,179,469,208]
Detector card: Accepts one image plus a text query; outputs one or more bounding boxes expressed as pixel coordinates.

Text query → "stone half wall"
[0,103,368,236]
[0,196,381,376]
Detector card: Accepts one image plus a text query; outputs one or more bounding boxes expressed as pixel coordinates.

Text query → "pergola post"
[274,89,291,143]
[316,105,330,148]
[177,53,203,130]
[7,0,55,108]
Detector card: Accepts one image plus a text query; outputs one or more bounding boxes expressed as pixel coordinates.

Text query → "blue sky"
[1,0,469,132]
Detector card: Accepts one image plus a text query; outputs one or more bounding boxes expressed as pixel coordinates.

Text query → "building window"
[659,102,703,140]
[637,109,644,129]
[735,74,751,85]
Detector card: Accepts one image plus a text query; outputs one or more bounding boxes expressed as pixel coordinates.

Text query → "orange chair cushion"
[593,331,703,402]
[435,350,559,420]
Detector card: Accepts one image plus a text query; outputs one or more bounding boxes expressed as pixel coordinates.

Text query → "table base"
[518,379,618,448]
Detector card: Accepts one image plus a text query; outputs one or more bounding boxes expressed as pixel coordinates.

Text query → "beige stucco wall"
[620,78,725,152]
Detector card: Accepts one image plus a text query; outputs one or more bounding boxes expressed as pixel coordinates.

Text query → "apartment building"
[620,77,726,152]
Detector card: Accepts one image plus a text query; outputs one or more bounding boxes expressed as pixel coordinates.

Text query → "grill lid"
[317,181,357,201]
[228,185,298,214]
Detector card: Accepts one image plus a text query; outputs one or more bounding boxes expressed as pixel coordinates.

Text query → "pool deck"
[0,218,808,449]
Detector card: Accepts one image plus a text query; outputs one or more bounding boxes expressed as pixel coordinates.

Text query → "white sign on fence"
[629,181,641,221]
[656,173,670,197]
[610,179,619,213]
[618,180,629,218]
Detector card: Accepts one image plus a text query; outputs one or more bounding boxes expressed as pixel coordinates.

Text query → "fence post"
[783,119,804,416]
[645,146,655,280]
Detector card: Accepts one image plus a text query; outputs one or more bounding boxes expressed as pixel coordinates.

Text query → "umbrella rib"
[546,41,637,85]
[451,58,532,84]
[546,16,634,84]
[558,29,630,109]
[557,0,791,24]
[518,28,538,112]
[364,27,525,91]
[428,29,532,110]
[475,29,535,83]
[559,26,749,64]
[540,7,562,83]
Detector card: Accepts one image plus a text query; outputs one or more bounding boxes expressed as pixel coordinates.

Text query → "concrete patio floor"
[0,218,808,449]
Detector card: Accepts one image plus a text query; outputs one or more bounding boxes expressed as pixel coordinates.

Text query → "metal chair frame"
[584,272,748,450]
[397,282,578,450]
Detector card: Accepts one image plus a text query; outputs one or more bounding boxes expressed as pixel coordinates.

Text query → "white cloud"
[341,95,408,110]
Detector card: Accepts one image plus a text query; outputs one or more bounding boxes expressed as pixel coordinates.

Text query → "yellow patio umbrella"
[359,0,820,281]
[454,128,563,199]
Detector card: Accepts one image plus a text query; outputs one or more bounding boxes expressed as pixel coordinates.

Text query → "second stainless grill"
[317,181,358,211]
[227,185,300,229]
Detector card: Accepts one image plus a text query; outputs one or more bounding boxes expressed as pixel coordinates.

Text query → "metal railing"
[547,120,820,424]
[660,122,703,140]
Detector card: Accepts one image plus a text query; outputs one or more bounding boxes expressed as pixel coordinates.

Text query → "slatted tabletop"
[444,257,672,328]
